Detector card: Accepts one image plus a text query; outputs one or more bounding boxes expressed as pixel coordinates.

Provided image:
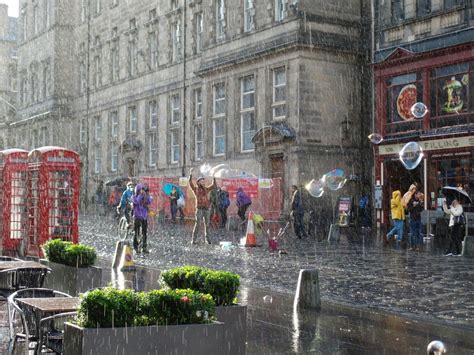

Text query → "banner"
[258,178,273,189]
[220,178,259,199]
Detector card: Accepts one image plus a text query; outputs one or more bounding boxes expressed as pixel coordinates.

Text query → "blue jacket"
[119,189,133,209]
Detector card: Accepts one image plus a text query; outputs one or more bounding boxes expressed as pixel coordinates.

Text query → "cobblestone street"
[80,213,474,330]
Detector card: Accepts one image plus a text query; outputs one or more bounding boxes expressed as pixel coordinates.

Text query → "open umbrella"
[163,183,183,197]
[105,177,130,187]
[441,186,472,205]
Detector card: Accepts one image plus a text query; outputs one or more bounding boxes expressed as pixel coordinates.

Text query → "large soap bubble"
[322,169,347,191]
[399,142,423,170]
[305,179,325,198]
[410,102,428,119]
[368,133,383,145]
[199,163,212,176]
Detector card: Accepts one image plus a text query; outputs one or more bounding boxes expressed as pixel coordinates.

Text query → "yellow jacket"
[390,190,405,220]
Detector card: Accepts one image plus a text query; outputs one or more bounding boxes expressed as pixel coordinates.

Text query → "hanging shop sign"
[378,136,474,156]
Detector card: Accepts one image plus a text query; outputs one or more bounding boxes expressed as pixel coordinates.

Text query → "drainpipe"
[84,0,91,208]
[181,0,187,177]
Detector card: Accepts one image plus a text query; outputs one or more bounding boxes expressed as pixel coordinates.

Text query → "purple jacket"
[133,184,152,220]
[236,188,252,208]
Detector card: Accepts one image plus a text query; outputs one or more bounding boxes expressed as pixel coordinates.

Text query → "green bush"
[77,287,215,328]
[42,239,96,268]
[160,266,240,306]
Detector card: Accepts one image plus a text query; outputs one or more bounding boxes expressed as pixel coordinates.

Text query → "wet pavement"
[79,213,474,330]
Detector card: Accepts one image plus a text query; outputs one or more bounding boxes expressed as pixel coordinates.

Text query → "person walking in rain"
[209,187,220,227]
[291,185,308,239]
[407,191,424,251]
[117,181,134,227]
[443,199,464,256]
[189,168,217,245]
[236,187,252,222]
[169,186,181,224]
[385,190,405,244]
[218,186,230,228]
[132,183,152,254]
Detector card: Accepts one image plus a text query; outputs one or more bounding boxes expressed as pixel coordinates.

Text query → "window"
[430,63,473,119]
[195,12,203,53]
[272,67,286,120]
[194,124,203,161]
[40,127,48,146]
[171,0,178,9]
[21,76,28,104]
[172,21,181,62]
[95,0,102,16]
[110,111,119,137]
[31,130,39,149]
[94,55,102,87]
[94,116,102,142]
[386,72,423,124]
[416,0,430,16]
[42,62,50,98]
[149,9,157,20]
[171,94,181,124]
[94,146,101,174]
[194,88,202,120]
[111,143,119,172]
[216,0,226,40]
[111,0,119,7]
[33,5,38,35]
[444,0,463,8]
[241,76,255,152]
[148,100,158,128]
[79,61,86,95]
[44,0,50,28]
[244,0,254,32]
[128,106,137,133]
[275,0,286,21]
[128,38,138,76]
[213,83,226,156]
[79,118,86,144]
[22,8,27,41]
[31,70,38,103]
[391,0,404,23]
[148,30,159,69]
[170,129,180,164]
[110,44,119,82]
[81,0,86,23]
[147,133,158,167]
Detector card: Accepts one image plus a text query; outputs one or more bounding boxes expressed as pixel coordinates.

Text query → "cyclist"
[117,181,134,227]
[133,183,153,254]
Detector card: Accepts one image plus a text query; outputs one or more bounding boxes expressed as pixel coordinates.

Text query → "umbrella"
[105,177,130,187]
[441,186,472,205]
[163,183,183,197]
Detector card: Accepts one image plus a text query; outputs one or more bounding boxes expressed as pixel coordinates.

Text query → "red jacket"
[189,176,217,209]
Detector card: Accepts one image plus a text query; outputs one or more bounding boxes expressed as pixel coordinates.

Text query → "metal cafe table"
[16,297,80,354]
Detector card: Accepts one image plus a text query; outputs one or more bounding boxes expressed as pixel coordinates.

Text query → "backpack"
[359,196,368,209]
[219,192,230,209]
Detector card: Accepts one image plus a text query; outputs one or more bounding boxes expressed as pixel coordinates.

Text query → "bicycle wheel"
[118,217,129,242]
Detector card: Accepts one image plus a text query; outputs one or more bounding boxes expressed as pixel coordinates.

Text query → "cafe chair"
[0,267,52,298]
[38,311,78,354]
[7,288,72,355]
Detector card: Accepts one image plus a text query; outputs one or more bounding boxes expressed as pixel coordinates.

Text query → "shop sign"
[220,178,259,199]
[378,136,474,155]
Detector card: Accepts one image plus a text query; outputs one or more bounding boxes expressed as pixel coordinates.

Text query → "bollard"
[294,269,321,310]
[427,340,446,354]
[461,235,474,258]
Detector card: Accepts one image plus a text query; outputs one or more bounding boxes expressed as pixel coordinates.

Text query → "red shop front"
[373,43,474,227]
[26,147,81,257]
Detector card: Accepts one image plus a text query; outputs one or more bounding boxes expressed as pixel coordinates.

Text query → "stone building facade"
[0,4,17,148]
[373,0,473,226]
[6,0,371,211]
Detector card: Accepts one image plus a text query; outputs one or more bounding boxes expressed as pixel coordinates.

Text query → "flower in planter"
[180,295,190,303]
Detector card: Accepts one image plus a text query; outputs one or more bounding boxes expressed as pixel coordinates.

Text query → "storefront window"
[385,72,423,134]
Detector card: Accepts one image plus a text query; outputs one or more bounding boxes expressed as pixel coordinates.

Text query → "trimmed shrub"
[42,239,97,268]
[160,266,240,306]
[77,287,215,328]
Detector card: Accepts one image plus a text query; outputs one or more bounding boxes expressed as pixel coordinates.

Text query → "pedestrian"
[402,184,417,209]
[236,187,252,222]
[358,195,371,229]
[218,186,230,228]
[117,181,134,226]
[132,183,152,254]
[176,192,185,224]
[407,191,424,251]
[290,185,308,239]
[189,168,217,245]
[442,199,465,256]
[209,187,220,228]
[169,186,179,224]
[95,180,105,215]
[385,190,405,244]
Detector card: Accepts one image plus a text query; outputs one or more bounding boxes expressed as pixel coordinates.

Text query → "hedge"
[42,239,97,268]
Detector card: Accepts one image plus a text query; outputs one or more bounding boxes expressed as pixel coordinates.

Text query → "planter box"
[216,305,247,355]
[64,321,225,355]
[40,260,102,296]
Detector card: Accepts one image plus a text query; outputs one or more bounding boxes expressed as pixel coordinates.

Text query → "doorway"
[270,155,285,210]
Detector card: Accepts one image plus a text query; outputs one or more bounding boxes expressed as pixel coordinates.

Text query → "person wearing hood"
[117,181,134,226]
[443,199,464,256]
[189,168,217,244]
[132,183,153,254]
[236,187,252,222]
[386,190,405,243]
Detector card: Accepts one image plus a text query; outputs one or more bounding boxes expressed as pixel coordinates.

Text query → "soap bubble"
[399,142,423,170]
[305,179,325,198]
[200,163,212,176]
[322,169,347,191]
[263,295,273,304]
[368,133,384,145]
[410,102,428,119]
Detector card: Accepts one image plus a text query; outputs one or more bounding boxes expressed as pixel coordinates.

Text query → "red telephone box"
[27,147,80,256]
[0,149,29,254]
